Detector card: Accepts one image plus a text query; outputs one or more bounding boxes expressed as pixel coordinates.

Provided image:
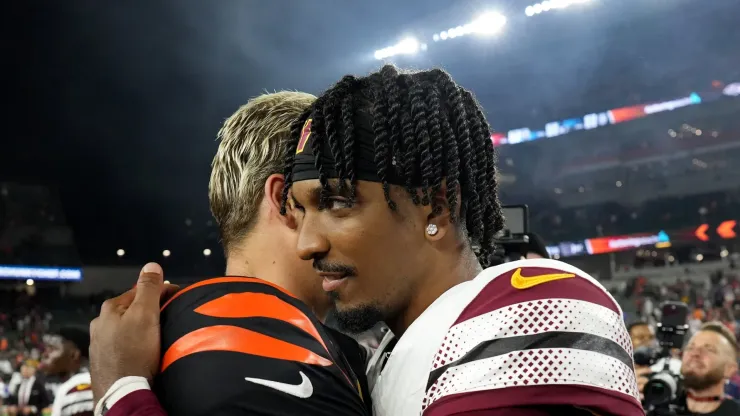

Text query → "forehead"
[689,330,726,347]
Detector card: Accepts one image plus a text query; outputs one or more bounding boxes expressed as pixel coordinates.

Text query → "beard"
[332,303,384,334]
[682,366,725,391]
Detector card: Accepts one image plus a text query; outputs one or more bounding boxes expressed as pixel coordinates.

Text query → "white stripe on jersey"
[433,297,633,368]
[425,347,641,406]
[59,389,93,408]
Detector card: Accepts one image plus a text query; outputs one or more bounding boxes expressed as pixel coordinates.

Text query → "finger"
[131,262,164,308]
[161,283,181,303]
[89,317,99,339]
[99,288,137,319]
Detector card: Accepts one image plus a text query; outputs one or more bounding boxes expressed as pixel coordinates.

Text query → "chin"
[333,302,385,334]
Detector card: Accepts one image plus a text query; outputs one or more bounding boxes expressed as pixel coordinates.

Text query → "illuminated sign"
[491,86,737,147]
[585,230,670,255]
[694,220,737,241]
[724,83,740,97]
[0,265,82,281]
[643,93,701,115]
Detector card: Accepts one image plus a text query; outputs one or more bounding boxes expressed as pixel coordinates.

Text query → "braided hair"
[281,65,504,266]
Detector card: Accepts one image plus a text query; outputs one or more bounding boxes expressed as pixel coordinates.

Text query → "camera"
[636,302,690,416]
[486,205,535,264]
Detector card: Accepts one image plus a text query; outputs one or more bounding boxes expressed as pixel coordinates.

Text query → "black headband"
[291,109,421,186]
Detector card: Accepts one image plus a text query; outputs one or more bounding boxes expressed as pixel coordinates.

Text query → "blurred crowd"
[0,288,104,416]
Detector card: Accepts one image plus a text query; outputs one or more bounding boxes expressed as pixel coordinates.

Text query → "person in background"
[7,361,49,415]
[680,322,740,415]
[43,327,92,416]
[631,320,681,402]
[628,321,656,350]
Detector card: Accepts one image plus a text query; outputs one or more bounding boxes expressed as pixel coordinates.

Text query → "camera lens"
[644,372,678,408]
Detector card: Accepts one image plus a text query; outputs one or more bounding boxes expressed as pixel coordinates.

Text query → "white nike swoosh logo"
[244,371,313,399]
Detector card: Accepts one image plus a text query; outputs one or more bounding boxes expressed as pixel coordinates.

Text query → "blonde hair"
[209,91,316,252]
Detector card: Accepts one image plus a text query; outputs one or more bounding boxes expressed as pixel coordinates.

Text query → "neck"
[226,237,293,292]
[686,384,725,413]
[387,249,482,337]
[225,236,329,321]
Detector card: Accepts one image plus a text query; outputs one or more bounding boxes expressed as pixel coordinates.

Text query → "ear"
[70,347,81,362]
[264,173,297,230]
[725,357,739,379]
[424,185,455,242]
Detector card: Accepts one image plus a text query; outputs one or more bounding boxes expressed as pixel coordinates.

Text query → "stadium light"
[203,248,212,257]
[525,0,592,17]
[433,11,507,43]
[374,37,422,60]
[116,249,125,257]
[470,12,507,35]
[162,249,171,258]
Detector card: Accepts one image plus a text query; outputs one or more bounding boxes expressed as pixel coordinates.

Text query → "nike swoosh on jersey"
[244,371,313,399]
[510,267,575,289]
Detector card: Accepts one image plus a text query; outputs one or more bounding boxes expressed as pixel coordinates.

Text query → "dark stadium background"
[1,0,739,289]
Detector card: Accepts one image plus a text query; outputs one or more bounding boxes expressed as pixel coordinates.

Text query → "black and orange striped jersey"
[153,277,370,416]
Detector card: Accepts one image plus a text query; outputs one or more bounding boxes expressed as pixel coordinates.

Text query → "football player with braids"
[284,65,644,416]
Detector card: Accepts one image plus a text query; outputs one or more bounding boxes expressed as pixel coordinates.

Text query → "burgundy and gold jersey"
[50,372,93,416]
[371,259,643,416]
[154,277,369,416]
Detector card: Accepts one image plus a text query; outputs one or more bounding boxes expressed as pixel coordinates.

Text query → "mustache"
[313,258,357,277]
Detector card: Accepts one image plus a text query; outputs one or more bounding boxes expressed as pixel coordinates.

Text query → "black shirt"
[695,398,740,416]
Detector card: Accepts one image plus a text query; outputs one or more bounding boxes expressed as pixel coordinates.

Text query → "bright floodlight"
[470,12,507,35]
[203,248,212,257]
[525,0,591,17]
[163,249,171,257]
[374,37,421,60]
[116,249,125,257]
[396,37,419,54]
[26,279,34,286]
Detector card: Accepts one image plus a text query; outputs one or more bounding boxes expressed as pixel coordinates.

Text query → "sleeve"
[421,260,645,416]
[106,390,168,416]
[434,406,600,416]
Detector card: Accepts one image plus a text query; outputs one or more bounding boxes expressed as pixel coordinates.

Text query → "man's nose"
[295,217,330,261]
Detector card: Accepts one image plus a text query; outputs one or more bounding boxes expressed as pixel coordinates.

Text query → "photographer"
[678,322,739,415]
[632,321,682,399]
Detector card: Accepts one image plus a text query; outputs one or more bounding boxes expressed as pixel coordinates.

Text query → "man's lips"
[318,272,348,292]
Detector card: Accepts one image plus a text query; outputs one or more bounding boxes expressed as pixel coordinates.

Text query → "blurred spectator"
[6,360,50,416]
[680,322,740,414]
